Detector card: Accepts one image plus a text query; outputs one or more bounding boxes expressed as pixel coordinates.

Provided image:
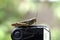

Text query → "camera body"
[11,24,50,40]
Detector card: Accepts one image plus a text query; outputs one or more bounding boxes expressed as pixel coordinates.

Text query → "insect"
[12,18,36,27]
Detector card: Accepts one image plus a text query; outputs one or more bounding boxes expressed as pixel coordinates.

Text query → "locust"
[12,18,36,27]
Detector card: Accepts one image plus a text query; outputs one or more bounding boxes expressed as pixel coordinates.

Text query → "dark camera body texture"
[11,25,50,40]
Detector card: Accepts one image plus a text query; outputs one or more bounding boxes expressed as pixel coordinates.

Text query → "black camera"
[11,25,50,40]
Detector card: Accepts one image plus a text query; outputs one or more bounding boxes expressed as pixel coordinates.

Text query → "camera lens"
[11,28,22,40]
[14,31,21,38]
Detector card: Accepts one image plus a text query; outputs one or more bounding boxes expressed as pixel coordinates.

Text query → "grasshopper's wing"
[21,18,36,25]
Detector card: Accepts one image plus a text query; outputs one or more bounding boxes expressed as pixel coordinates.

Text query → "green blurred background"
[0,0,60,40]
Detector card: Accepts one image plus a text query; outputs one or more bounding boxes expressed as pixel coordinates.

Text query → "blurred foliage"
[0,0,60,40]
[51,2,60,18]
[51,28,60,40]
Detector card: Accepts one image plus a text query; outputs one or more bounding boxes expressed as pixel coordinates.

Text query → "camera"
[11,24,50,40]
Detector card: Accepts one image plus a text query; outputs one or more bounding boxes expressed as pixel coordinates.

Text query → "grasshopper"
[12,18,36,27]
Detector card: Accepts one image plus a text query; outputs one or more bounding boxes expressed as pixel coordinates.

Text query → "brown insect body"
[12,18,36,27]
